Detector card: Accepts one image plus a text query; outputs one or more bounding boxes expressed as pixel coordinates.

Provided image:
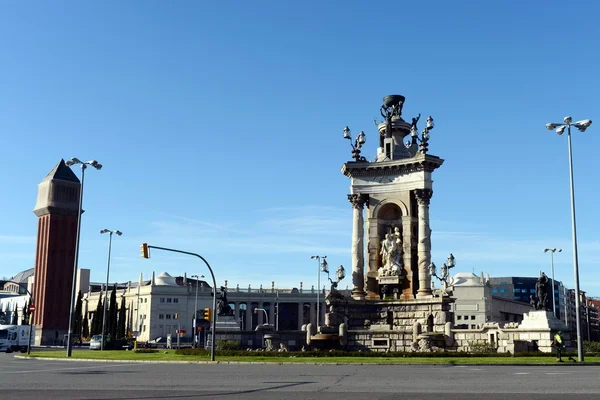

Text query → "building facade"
[81,271,344,343]
[451,272,532,329]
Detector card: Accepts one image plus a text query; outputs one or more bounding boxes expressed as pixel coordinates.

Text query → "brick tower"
[32,159,80,345]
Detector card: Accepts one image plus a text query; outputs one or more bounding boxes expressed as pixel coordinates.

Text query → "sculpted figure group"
[379,226,403,277]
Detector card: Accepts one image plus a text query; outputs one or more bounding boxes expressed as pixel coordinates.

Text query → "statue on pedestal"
[216,286,234,316]
[535,272,549,311]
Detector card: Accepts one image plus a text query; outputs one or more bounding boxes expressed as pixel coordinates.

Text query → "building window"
[499,289,506,293]
[471,325,476,329]
[457,315,462,320]
[173,298,179,303]
[514,288,520,293]
[501,281,507,285]
[471,316,475,320]
[167,298,172,303]
[160,298,165,303]
[159,314,164,319]
[166,314,171,319]
[491,289,498,294]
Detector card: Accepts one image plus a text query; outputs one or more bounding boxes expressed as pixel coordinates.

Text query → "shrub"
[583,341,600,353]
[217,340,240,350]
[468,342,498,354]
[175,348,209,356]
[134,348,159,353]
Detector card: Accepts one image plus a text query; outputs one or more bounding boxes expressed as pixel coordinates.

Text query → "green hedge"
[134,348,159,354]
[172,349,516,358]
[584,341,600,353]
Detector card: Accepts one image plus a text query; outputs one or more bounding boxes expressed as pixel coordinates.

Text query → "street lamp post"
[191,274,203,347]
[65,158,102,357]
[546,116,592,363]
[255,308,269,325]
[100,229,122,350]
[543,248,562,318]
[310,255,327,327]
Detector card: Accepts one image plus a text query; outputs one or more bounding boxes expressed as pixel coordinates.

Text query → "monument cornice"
[341,154,444,178]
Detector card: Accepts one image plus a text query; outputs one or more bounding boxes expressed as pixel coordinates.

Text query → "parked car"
[89,335,133,351]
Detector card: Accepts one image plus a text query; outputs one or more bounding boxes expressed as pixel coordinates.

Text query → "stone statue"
[380,233,397,269]
[392,227,404,268]
[379,232,402,277]
[216,286,234,316]
[411,113,421,132]
[381,284,388,299]
[535,272,549,311]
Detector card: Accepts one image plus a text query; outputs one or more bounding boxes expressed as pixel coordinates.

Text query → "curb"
[13,356,600,366]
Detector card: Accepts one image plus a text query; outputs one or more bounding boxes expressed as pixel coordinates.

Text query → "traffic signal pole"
[140,244,217,361]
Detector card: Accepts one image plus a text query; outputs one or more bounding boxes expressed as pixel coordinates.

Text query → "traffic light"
[203,307,212,322]
[140,243,150,259]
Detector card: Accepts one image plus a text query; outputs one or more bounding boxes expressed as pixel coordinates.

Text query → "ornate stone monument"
[341,94,443,300]
[325,95,454,352]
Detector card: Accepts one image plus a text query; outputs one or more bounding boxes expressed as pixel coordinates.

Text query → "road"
[0,353,598,399]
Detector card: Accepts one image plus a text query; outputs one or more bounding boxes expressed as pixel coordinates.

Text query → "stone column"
[258,302,264,325]
[415,189,433,298]
[348,193,369,300]
[309,302,315,325]
[245,305,252,331]
[297,303,304,330]
[268,303,275,327]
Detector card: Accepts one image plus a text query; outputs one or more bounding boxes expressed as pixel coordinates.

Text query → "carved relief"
[347,193,369,209]
[414,189,433,205]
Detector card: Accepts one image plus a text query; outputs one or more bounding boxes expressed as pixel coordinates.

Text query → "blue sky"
[1,1,599,295]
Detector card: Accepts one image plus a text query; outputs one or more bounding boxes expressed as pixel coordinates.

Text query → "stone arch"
[372,199,409,219]
[427,314,434,333]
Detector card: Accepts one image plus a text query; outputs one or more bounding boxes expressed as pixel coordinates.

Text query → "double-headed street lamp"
[343,126,367,162]
[545,116,592,363]
[100,229,122,350]
[310,255,327,327]
[543,248,562,319]
[65,158,102,358]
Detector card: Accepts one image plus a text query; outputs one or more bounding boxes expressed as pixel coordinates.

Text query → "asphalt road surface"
[1,353,598,400]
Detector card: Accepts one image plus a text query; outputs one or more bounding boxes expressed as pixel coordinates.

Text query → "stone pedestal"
[519,311,568,331]
[214,315,241,332]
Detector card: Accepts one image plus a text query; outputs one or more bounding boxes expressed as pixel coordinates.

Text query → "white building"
[82,271,340,343]
[450,272,532,329]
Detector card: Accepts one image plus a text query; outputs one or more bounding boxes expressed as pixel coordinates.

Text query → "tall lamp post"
[546,116,592,362]
[65,158,102,357]
[100,229,122,350]
[310,255,327,327]
[543,248,562,318]
[190,274,203,347]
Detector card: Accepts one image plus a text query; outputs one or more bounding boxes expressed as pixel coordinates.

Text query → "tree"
[26,297,32,324]
[108,285,118,339]
[82,312,90,338]
[73,290,83,336]
[11,304,18,325]
[117,295,126,339]
[21,304,27,325]
[127,301,133,337]
[91,292,103,335]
